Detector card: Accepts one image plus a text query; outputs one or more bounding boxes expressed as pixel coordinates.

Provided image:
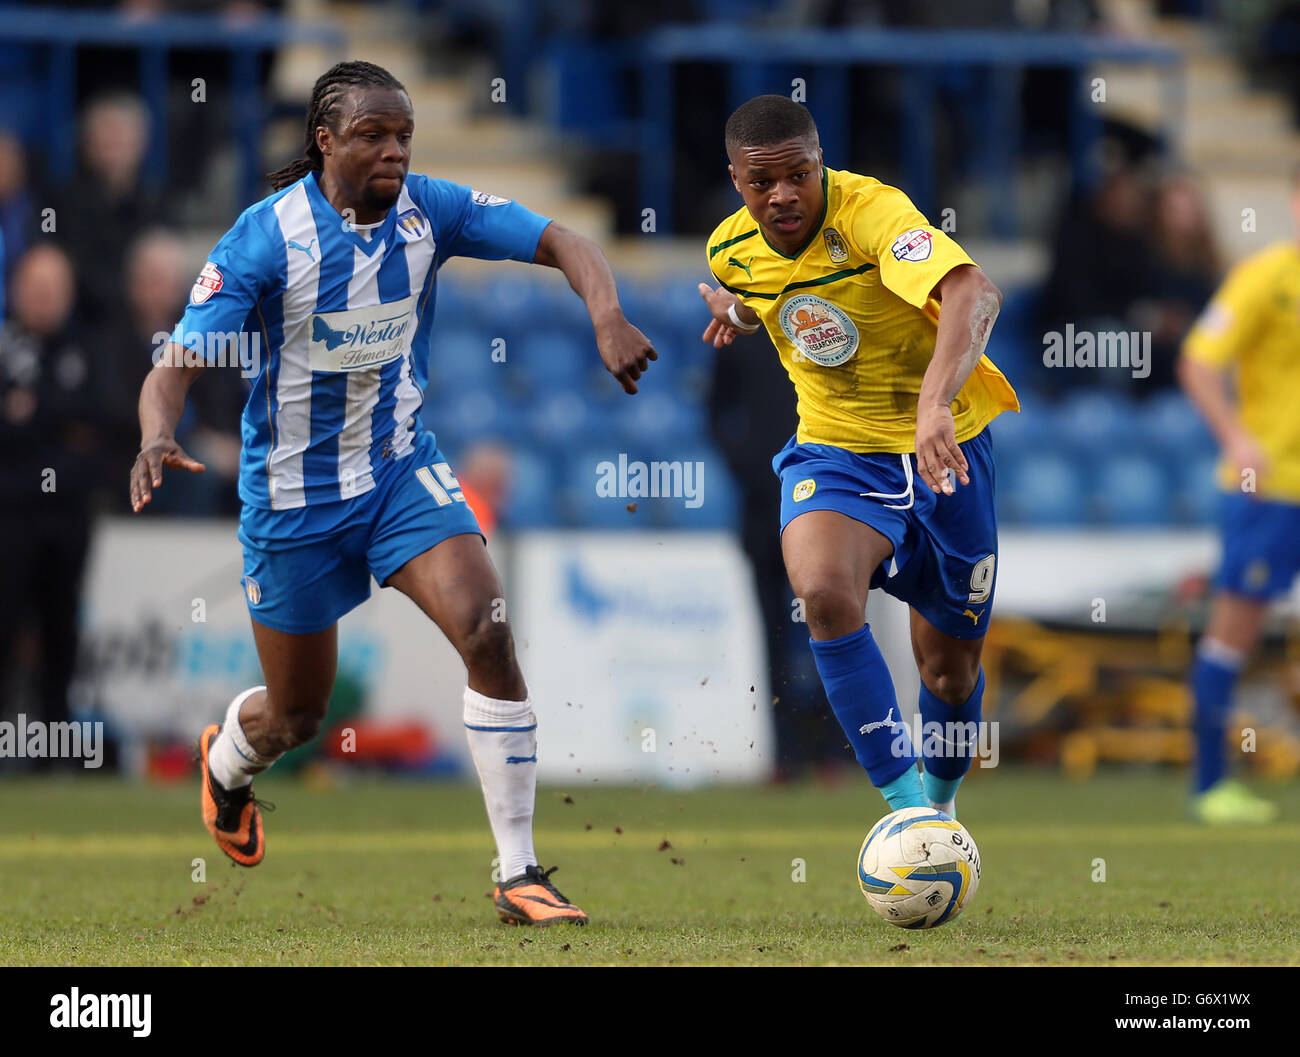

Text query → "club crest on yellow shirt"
[779,293,859,367]
[823,228,849,264]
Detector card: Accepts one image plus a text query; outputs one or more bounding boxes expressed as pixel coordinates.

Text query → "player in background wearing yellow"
[699,96,1018,818]
[1176,164,1300,824]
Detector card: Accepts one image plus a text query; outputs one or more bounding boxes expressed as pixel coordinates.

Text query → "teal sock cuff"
[879,766,929,811]
[922,772,963,806]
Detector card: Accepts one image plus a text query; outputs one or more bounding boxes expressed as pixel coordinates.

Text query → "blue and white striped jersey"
[172,170,550,510]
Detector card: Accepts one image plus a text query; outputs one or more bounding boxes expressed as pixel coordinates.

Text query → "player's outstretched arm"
[916,264,1002,495]
[130,343,207,513]
[532,222,657,395]
[697,283,760,348]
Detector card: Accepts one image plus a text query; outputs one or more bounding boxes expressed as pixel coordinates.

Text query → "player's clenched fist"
[130,438,205,513]
[698,283,760,348]
[594,313,658,395]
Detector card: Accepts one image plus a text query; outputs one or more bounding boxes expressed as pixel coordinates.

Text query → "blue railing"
[551,27,1183,237]
[0,10,343,205]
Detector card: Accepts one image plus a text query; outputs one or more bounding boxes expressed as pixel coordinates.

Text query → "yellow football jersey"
[1183,241,1300,502]
[706,167,1018,454]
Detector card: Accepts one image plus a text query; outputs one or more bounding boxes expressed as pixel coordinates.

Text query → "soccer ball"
[857,806,981,929]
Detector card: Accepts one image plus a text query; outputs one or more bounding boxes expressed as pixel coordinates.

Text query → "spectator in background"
[1040,161,1221,398]
[0,132,33,285]
[0,245,104,765]
[456,440,515,536]
[104,230,188,469]
[102,229,244,514]
[1144,171,1221,391]
[1039,162,1160,396]
[51,93,164,327]
[112,230,246,517]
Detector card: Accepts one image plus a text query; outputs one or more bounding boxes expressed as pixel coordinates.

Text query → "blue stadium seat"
[512,330,589,391]
[424,388,523,445]
[481,274,591,330]
[564,448,641,529]
[984,402,1058,458]
[430,277,473,320]
[499,446,558,529]
[654,447,740,531]
[526,389,593,449]
[1058,390,1142,454]
[613,389,705,448]
[560,445,736,530]
[1141,390,1216,458]
[998,451,1087,525]
[1176,450,1221,526]
[428,326,501,392]
[1092,452,1175,526]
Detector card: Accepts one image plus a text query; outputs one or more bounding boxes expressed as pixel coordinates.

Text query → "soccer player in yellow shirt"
[1176,165,1300,824]
[699,96,1018,817]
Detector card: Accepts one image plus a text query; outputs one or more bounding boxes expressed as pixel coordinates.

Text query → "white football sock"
[463,686,538,881]
[207,686,279,789]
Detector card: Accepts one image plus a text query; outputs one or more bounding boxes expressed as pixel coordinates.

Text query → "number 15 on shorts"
[416,462,466,506]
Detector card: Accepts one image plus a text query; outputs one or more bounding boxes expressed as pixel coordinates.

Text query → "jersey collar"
[305,170,396,257]
[759,167,830,261]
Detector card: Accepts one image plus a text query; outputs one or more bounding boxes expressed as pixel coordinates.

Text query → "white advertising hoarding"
[510,531,773,786]
[77,520,775,785]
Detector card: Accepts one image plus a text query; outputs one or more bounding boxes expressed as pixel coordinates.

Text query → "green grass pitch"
[1,767,1297,966]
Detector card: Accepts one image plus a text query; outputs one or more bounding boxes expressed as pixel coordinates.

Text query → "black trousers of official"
[0,510,92,770]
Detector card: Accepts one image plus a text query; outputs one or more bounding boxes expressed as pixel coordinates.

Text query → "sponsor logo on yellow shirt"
[779,294,859,367]
[890,228,933,262]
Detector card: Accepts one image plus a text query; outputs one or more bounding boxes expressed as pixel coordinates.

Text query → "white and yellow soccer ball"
[857,807,981,929]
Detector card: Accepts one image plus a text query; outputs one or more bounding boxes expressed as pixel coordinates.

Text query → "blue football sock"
[1191,643,1243,794]
[879,766,929,811]
[918,668,985,806]
[809,624,916,789]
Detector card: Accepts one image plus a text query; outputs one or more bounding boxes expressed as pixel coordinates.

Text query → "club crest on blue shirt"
[397,207,427,240]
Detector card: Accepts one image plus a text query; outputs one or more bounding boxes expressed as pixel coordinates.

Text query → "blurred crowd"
[1036,151,1222,397]
[0,100,246,523]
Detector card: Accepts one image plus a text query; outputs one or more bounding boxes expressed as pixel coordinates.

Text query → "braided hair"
[267,60,407,191]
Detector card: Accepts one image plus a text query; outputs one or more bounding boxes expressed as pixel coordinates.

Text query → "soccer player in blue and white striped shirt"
[129,61,656,925]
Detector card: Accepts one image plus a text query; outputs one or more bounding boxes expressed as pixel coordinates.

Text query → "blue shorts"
[775,427,998,640]
[237,430,482,634]
[1215,490,1300,601]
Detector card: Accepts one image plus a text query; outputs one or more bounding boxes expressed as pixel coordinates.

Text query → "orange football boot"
[198,723,271,867]
[494,865,588,926]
